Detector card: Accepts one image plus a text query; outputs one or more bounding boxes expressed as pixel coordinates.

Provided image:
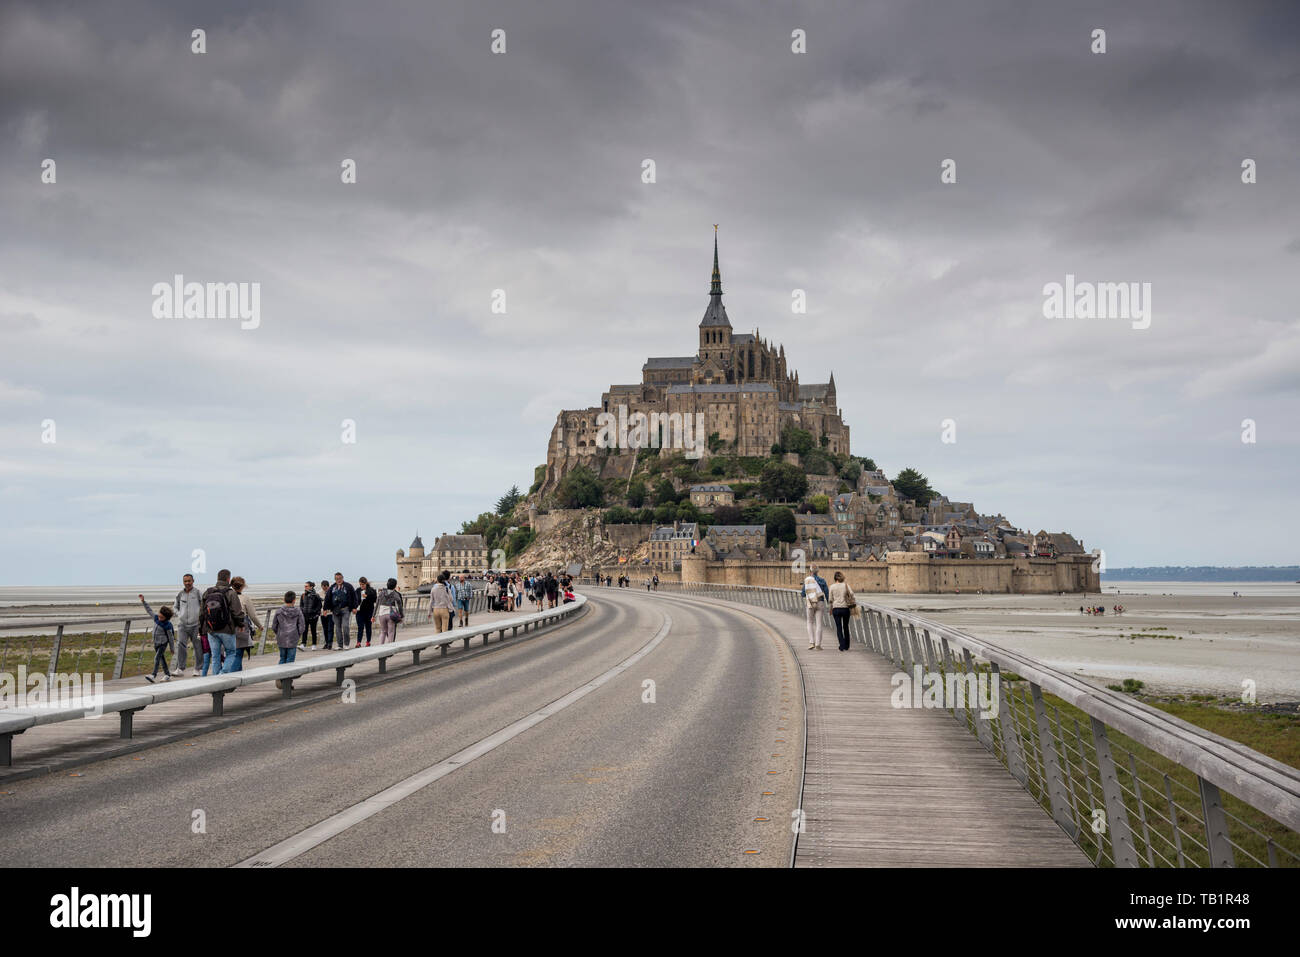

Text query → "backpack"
[203,586,234,632]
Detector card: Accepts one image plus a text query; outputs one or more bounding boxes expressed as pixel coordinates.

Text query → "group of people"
[609,574,651,589]
[398,570,578,635]
[800,564,858,652]
[136,570,406,683]
[134,565,589,682]
[1081,604,1123,615]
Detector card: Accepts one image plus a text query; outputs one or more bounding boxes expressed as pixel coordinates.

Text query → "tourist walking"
[271,591,306,673]
[430,572,454,633]
[301,581,323,648]
[355,576,376,647]
[173,573,203,675]
[327,572,358,647]
[138,595,176,682]
[829,571,855,651]
[199,569,245,676]
[545,572,559,608]
[803,565,828,650]
[231,576,260,671]
[375,578,404,643]
[319,580,335,648]
[199,633,213,677]
[455,575,473,626]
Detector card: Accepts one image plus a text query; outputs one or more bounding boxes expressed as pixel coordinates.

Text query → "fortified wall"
[675,552,1098,594]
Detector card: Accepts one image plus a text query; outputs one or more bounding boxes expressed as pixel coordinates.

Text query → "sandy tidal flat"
[875,589,1300,702]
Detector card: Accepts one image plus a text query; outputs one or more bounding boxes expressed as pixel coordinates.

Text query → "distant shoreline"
[1104,566,1300,582]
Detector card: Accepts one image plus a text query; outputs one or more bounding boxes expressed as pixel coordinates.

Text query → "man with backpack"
[327,572,358,648]
[199,569,246,675]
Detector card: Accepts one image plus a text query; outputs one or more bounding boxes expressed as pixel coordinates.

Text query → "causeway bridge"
[0,582,1296,868]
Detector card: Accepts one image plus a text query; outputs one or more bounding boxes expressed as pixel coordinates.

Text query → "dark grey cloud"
[1,0,1297,582]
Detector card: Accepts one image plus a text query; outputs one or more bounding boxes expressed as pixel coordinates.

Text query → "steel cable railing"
[634,575,1300,868]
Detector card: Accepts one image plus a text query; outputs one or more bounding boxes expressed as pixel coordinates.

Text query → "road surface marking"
[234,612,672,868]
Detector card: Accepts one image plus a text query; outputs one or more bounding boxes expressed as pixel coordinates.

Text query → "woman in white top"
[829,571,855,651]
[803,571,825,650]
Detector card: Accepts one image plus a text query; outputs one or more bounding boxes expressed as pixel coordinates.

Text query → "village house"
[705,523,766,555]
[794,511,838,543]
[429,533,490,576]
[649,521,699,569]
[395,532,489,587]
[689,483,735,508]
[831,493,865,539]
[1034,531,1085,558]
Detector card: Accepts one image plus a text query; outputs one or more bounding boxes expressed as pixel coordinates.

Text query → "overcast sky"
[2,0,1298,585]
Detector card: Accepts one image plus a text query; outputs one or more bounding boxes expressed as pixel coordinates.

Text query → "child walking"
[271,591,307,687]
[138,594,176,682]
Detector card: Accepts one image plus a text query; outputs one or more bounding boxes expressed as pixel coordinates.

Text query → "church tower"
[697,227,732,382]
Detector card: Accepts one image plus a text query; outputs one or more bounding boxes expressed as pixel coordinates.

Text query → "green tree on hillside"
[627,478,648,508]
[711,505,744,525]
[763,505,797,545]
[781,426,815,455]
[893,467,937,506]
[675,501,701,523]
[495,485,522,516]
[557,467,603,509]
[505,527,535,557]
[760,461,808,503]
[653,478,678,506]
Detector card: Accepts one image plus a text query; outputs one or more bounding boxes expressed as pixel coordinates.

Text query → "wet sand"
[875,591,1300,702]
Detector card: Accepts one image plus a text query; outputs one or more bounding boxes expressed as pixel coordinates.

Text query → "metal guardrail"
[0,589,511,681]
[622,577,1300,868]
[0,593,586,767]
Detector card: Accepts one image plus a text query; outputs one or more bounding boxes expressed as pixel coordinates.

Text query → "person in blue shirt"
[455,575,474,626]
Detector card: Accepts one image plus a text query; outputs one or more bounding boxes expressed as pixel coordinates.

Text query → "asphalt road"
[0,587,802,867]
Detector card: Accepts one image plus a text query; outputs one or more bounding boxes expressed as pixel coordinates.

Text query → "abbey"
[542,232,850,491]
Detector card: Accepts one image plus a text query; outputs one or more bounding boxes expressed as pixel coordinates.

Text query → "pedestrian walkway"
[789,612,1087,866]
[0,605,532,784]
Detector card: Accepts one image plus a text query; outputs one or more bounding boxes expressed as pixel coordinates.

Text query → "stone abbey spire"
[700,226,730,330]
[710,225,722,297]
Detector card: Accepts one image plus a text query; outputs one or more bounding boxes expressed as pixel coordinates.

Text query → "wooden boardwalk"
[790,612,1088,867]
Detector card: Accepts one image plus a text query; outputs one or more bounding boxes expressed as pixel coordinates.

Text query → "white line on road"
[234,612,673,867]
